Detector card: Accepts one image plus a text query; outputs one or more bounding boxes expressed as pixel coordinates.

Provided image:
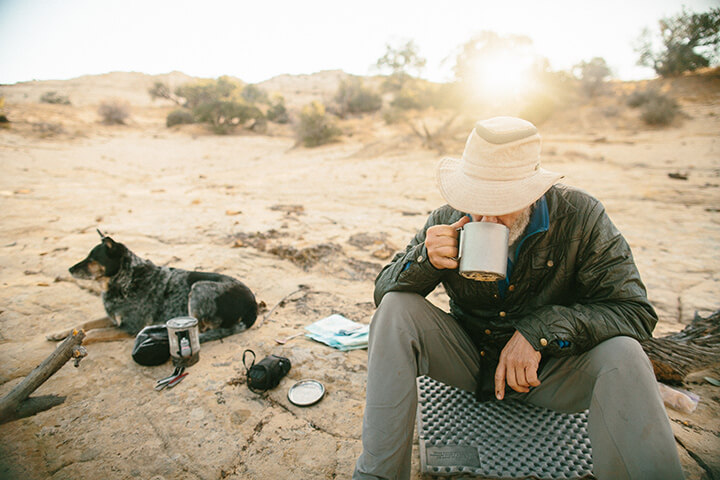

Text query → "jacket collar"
[544,184,577,221]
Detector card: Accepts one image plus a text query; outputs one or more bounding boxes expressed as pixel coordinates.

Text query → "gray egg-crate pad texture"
[416,376,594,479]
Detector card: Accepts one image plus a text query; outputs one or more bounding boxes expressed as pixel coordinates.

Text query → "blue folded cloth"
[304,314,369,351]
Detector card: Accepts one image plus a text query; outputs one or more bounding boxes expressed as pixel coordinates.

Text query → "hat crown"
[461,117,542,182]
[436,116,563,216]
[475,116,538,144]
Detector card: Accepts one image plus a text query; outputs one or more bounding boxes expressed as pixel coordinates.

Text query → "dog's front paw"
[46,329,72,341]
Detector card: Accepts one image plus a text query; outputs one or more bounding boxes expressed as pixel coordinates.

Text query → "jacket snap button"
[540,338,548,347]
[417,256,424,263]
[480,350,486,357]
[546,260,554,267]
[484,329,491,335]
[499,311,506,318]
[508,285,515,292]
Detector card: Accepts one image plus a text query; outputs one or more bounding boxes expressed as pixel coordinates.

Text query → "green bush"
[626,89,679,125]
[166,109,195,127]
[640,96,679,126]
[626,89,658,107]
[334,77,382,116]
[175,76,239,109]
[241,84,269,104]
[193,100,263,134]
[98,99,130,125]
[296,102,342,147]
[390,85,424,110]
[40,91,71,105]
[267,95,289,123]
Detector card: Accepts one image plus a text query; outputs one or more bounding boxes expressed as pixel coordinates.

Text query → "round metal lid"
[166,316,198,329]
[287,379,325,407]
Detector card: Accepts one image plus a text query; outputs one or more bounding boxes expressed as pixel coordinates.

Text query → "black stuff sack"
[243,349,291,393]
[132,325,170,366]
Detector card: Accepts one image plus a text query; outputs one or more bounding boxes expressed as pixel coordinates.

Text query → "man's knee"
[589,336,652,376]
[376,291,426,311]
[371,292,443,338]
[374,292,427,324]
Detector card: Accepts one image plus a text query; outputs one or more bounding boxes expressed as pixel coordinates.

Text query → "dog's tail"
[198,322,248,344]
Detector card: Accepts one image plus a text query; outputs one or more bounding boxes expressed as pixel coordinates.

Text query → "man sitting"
[353,117,683,480]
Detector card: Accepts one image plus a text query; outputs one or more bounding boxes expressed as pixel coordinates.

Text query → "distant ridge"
[0,69,358,108]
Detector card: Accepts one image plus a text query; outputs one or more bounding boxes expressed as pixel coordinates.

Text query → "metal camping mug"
[457,221,509,281]
[166,316,200,367]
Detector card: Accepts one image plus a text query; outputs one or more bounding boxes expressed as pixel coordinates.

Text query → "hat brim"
[437,156,564,216]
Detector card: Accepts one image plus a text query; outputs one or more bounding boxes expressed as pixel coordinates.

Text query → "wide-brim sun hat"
[436,116,564,216]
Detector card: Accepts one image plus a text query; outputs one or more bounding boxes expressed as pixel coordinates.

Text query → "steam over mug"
[457,221,509,281]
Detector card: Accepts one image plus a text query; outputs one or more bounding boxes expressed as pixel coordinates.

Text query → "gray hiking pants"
[353,292,684,480]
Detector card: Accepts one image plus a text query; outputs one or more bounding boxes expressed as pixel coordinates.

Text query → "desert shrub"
[40,91,71,105]
[626,89,659,107]
[625,89,680,125]
[166,109,195,127]
[98,99,130,125]
[389,79,444,110]
[241,84,269,104]
[32,122,64,136]
[148,81,183,105]
[296,101,342,147]
[640,95,680,125]
[334,77,382,116]
[175,76,239,109]
[0,96,7,127]
[193,100,263,134]
[390,84,424,110]
[267,95,289,123]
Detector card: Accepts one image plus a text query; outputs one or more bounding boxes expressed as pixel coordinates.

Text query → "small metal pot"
[166,316,200,367]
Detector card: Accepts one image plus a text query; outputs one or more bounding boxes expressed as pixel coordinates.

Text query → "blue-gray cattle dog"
[49,232,257,344]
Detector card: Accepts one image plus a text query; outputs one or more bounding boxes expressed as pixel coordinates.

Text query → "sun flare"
[467,49,538,100]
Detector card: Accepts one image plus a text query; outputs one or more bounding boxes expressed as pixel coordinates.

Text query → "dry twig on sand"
[0,329,87,424]
[255,285,311,328]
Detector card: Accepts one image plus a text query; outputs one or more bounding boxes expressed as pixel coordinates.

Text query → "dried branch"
[641,310,720,384]
[0,329,87,423]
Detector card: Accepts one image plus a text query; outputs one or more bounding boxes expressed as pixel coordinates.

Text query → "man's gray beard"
[508,206,532,248]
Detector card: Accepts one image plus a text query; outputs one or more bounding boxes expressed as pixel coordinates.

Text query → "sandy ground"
[0,71,718,479]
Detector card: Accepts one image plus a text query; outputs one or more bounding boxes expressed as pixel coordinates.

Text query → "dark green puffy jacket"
[373,184,657,358]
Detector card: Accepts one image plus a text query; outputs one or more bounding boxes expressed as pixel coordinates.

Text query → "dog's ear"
[102,236,122,257]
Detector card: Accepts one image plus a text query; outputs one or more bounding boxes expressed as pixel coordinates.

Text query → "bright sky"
[0,0,717,85]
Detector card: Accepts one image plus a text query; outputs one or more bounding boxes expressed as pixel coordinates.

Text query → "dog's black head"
[69,232,126,281]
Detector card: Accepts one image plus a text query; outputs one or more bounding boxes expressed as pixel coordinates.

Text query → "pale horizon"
[0,0,717,86]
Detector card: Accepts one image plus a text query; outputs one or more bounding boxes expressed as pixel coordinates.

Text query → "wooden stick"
[255,285,310,328]
[0,329,87,423]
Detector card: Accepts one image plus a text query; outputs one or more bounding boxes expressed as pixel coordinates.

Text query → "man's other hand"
[425,216,470,269]
[495,330,541,399]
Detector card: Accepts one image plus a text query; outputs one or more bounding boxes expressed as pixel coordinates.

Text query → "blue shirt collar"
[513,195,549,261]
[497,195,549,296]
